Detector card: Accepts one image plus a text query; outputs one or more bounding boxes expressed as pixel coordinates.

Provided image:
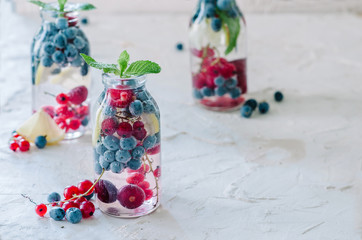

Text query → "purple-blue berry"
[274,91,284,102]
[115,150,132,163]
[73,36,86,49]
[143,135,156,150]
[99,156,111,170]
[65,208,82,224]
[53,33,67,49]
[244,99,258,110]
[43,42,55,55]
[127,159,142,170]
[194,89,203,99]
[96,142,107,155]
[132,146,145,159]
[103,150,115,163]
[225,77,237,89]
[211,17,222,32]
[56,17,68,30]
[64,44,78,59]
[47,192,61,203]
[129,100,144,116]
[241,105,252,118]
[50,207,65,221]
[64,27,78,39]
[35,136,47,149]
[176,43,184,51]
[215,86,227,96]
[52,50,65,64]
[229,87,241,99]
[120,136,137,150]
[201,87,214,97]
[214,76,225,86]
[110,161,123,173]
[258,102,269,114]
[103,135,120,151]
[41,56,53,67]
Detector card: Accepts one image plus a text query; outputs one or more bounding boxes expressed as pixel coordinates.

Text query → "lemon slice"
[92,107,103,146]
[142,113,160,136]
[17,109,65,145]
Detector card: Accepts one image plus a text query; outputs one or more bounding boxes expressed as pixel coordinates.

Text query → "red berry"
[9,141,19,152]
[133,121,144,130]
[107,89,134,108]
[35,204,47,217]
[220,63,236,79]
[127,164,150,174]
[153,166,161,178]
[54,116,66,125]
[144,189,153,200]
[206,65,220,78]
[126,173,145,185]
[77,180,94,195]
[80,201,95,218]
[147,144,161,155]
[101,118,118,135]
[62,201,80,211]
[76,105,88,117]
[42,106,55,118]
[65,14,78,27]
[117,122,133,138]
[68,86,88,105]
[117,185,145,209]
[68,119,81,130]
[74,197,87,205]
[56,93,69,105]
[55,105,71,116]
[19,140,30,152]
[63,185,79,199]
[137,181,150,190]
[132,128,147,141]
[193,72,207,89]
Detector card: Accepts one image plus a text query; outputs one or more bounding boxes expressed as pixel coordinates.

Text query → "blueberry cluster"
[192,0,240,30]
[39,17,89,76]
[240,91,284,118]
[195,76,242,100]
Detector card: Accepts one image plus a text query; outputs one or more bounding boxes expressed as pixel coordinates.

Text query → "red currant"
[19,140,30,152]
[56,105,70,116]
[77,180,94,195]
[133,121,144,130]
[9,141,19,152]
[144,189,153,200]
[62,201,80,211]
[35,204,47,217]
[126,173,145,185]
[117,122,133,138]
[153,166,161,178]
[137,181,150,190]
[63,185,79,199]
[80,201,95,218]
[74,197,87,205]
[56,93,69,105]
[68,119,81,130]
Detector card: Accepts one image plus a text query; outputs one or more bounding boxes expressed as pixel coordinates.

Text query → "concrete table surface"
[1,2,362,240]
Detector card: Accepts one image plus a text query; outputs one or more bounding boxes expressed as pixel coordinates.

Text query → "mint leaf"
[29,0,58,11]
[124,60,161,77]
[75,3,96,11]
[118,51,130,76]
[80,54,121,76]
[218,11,240,55]
[58,0,67,12]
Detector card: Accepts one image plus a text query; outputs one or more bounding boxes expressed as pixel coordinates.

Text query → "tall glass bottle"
[189,0,247,111]
[31,3,91,139]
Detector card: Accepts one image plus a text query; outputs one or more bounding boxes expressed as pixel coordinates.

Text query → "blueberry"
[120,137,137,150]
[205,3,216,18]
[51,68,61,75]
[79,43,90,54]
[241,105,252,118]
[176,43,183,51]
[110,161,123,173]
[41,56,53,67]
[64,44,78,59]
[228,8,238,18]
[115,150,131,163]
[215,86,227,96]
[193,89,203,99]
[45,22,57,34]
[73,36,86,49]
[155,132,161,144]
[96,142,107,155]
[225,78,237,89]
[229,87,242,99]
[43,42,55,55]
[103,105,116,116]
[81,17,88,25]
[129,100,144,116]
[53,33,67,49]
[95,161,103,174]
[127,159,142,170]
[35,136,47,149]
[56,17,68,30]
[259,102,269,114]
[274,91,284,102]
[132,146,145,159]
[244,99,258,110]
[211,17,222,32]
[52,51,65,64]
[103,136,120,151]
[217,0,232,10]
[99,156,111,170]
[136,91,148,101]
[201,87,214,97]
[143,135,156,150]
[71,55,83,67]
[49,207,65,221]
[94,149,100,162]
[47,192,61,203]
[103,150,115,162]
[81,64,89,76]
[143,100,155,114]
[81,117,89,126]
[64,27,78,39]
[97,89,106,105]
[214,76,225,86]
[66,208,82,224]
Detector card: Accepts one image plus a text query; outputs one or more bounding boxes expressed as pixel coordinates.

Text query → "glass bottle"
[93,74,161,218]
[189,0,247,111]
[31,3,91,139]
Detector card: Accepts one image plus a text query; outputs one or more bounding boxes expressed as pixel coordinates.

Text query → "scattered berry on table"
[66,207,82,224]
[47,192,61,203]
[117,185,145,209]
[258,102,269,114]
[74,197,87,205]
[176,43,184,51]
[19,140,30,152]
[80,201,95,218]
[77,180,94,195]
[50,207,65,221]
[35,204,47,217]
[241,105,252,118]
[9,141,19,152]
[63,185,80,199]
[81,17,88,25]
[274,91,284,102]
[244,99,257,110]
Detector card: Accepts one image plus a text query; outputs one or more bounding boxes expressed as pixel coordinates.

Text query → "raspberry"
[137,181,150,190]
[126,173,145,185]
[101,118,118,135]
[117,185,145,209]
[9,141,19,152]
[80,201,95,218]
[35,204,47,217]
[68,86,88,105]
[64,185,79,199]
[56,93,69,105]
[19,140,30,152]
[62,201,80,211]
[117,122,133,138]
[107,89,134,108]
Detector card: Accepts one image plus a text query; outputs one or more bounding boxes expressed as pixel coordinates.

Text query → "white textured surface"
[1,1,362,239]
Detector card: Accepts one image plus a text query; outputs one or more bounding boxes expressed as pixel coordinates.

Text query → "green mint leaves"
[218,10,241,55]
[29,0,96,12]
[80,51,161,78]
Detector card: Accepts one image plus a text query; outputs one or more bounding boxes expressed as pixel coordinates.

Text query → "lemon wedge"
[92,107,103,146]
[17,109,65,145]
[142,113,160,136]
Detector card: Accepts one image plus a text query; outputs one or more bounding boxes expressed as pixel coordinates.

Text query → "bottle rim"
[102,73,147,89]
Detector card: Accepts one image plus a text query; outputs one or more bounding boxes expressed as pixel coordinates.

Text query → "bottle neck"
[193,0,240,22]
[102,74,147,90]
[40,3,80,27]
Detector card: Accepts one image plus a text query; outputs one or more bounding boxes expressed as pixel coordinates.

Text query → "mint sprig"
[29,0,96,12]
[217,10,241,55]
[80,51,161,78]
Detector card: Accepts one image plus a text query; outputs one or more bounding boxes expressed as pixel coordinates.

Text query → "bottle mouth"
[40,2,82,13]
[102,73,147,89]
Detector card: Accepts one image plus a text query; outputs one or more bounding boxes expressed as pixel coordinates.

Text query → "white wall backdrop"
[12,0,362,14]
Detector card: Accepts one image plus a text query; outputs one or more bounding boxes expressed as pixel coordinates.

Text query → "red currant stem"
[21,194,37,205]
[44,168,105,206]
[144,153,159,207]
[44,91,56,98]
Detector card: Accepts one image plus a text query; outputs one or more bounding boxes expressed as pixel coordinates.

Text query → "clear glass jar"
[189,0,247,111]
[31,4,91,139]
[93,74,161,218]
